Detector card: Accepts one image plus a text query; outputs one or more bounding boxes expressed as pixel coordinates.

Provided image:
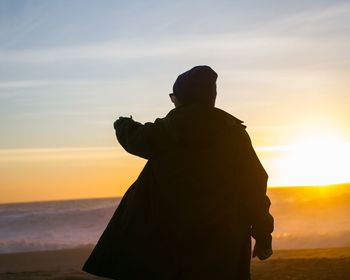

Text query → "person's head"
[169,65,218,107]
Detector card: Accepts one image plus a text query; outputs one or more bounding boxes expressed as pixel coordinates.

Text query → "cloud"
[273,1,350,28]
[0,79,121,89]
[0,146,126,162]
[0,32,346,83]
[0,1,348,85]
[0,144,293,163]
[0,35,296,63]
[0,2,348,65]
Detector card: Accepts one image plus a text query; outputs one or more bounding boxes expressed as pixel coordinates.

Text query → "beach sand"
[0,247,349,279]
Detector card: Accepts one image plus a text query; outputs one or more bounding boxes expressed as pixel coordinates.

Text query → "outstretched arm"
[113,116,155,159]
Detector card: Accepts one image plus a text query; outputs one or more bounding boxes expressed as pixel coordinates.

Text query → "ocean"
[1,185,349,253]
[0,197,119,254]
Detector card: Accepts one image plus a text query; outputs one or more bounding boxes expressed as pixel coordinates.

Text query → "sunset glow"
[0,1,349,203]
[0,147,146,203]
[261,128,350,186]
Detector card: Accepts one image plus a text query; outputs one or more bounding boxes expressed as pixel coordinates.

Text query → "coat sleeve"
[240,129,274,250]
[114,117,156,159]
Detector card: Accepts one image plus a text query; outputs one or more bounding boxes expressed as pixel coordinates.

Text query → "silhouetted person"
[83,66,274,280]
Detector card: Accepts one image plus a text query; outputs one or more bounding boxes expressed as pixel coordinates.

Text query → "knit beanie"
[172,65,218,106]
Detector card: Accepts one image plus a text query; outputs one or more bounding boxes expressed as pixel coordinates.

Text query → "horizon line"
[1,182,349,206]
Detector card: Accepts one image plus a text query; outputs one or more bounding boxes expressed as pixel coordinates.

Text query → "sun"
[265,127,350,186]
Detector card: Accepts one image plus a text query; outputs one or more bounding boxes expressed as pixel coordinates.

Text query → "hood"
[161,104,245,148]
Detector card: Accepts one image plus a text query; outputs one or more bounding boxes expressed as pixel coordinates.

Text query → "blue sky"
[0,0,348,148]
[1,0,350,201]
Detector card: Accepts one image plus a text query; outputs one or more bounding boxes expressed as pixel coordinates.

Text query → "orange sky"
[0,147,145,203]
[1,1,349,203]
[1,137,350,203]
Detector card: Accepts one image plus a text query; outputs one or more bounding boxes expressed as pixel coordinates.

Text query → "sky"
[0,0,350,203]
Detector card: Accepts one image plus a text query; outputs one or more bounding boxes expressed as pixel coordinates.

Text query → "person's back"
[83,66,274,280]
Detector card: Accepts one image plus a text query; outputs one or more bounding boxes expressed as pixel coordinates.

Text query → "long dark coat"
[83,104,273,280]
